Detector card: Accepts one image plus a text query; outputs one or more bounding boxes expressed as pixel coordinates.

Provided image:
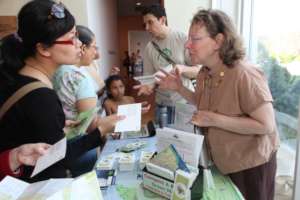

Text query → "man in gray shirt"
[135,4,200,124]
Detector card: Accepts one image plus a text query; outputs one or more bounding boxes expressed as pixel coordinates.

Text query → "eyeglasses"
[53,32,79,46]
[187,35,210,44]
[48,2,65,20]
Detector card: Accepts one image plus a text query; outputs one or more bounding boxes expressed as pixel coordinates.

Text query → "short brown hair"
[191,9,245,66]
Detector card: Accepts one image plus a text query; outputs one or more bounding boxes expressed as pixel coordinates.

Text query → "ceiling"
[117,0,161,16]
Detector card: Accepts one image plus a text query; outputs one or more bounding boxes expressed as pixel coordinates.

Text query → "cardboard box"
[142,165,198,199]
[143,169,174,199]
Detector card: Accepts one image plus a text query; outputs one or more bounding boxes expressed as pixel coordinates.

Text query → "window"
[242,0,300,199]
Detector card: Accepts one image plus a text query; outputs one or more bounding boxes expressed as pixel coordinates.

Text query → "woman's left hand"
[190,110,219,127]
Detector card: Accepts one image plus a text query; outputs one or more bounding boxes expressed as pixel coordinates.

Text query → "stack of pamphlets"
[119,153,135,171]
[139,151,155,170]
[119,141,147,153]
[96,155,116,170]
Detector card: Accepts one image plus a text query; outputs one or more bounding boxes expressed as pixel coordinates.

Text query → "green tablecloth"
[191,167,244,200]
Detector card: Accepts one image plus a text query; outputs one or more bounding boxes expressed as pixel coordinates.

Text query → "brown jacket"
[195,61,280,174]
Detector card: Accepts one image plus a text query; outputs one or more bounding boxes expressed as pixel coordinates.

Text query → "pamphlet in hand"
[114,103,141,132]
[31,137,66,177]
[133,64,172,85]
[66,107,99,139]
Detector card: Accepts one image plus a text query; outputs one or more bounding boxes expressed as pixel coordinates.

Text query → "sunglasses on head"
[48,2,65,20]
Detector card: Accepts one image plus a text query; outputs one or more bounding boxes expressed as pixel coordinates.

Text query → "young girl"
[104,75,135,115]
[104,75,151,115]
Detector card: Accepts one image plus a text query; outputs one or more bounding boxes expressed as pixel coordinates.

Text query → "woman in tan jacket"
[156,9,279,200]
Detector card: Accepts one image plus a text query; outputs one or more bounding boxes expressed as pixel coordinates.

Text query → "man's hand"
[110,66,120,75]
[172,64,201,79]
[173,64,185,75]
[133,84,154,96]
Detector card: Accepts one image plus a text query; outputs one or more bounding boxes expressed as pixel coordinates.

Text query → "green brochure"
[66,107,99,139]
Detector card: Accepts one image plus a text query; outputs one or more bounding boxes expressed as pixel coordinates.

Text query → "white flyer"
[31,137,67,177]
[114,103,141,132]
[0,171,102,200]
[156,127,204,167]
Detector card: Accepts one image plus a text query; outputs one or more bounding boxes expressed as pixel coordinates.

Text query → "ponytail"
[0,34,26,87]
[0,0,76,88]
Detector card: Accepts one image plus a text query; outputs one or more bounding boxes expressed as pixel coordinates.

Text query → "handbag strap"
[151,41,176,65]
[0,81,49,120]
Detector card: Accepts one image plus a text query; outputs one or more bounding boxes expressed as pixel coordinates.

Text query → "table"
[96,136,203,200]
[96,136,158,200]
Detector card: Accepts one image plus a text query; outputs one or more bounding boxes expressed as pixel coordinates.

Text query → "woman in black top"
[0,0,123,182]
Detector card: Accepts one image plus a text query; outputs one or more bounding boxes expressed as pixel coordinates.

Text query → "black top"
[0,75,104,182]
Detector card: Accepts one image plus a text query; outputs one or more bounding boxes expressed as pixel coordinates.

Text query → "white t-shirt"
[143,29,194,106]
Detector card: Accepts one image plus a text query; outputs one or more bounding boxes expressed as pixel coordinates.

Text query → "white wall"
[0,0,119,80]
[61,0,88,26]
[211,0,242,32]
[0,0,28,15]
[164,0,211,34]
[86,0,119,80]
[0,0,88,26]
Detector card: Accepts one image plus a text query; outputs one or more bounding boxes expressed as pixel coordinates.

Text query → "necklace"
[26,64,52,81]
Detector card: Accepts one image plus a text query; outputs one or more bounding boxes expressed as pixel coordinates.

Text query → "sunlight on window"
[251,1,300,199]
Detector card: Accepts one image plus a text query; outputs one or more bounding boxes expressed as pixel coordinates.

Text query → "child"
[104,75,150,115]
[104,75,134,115]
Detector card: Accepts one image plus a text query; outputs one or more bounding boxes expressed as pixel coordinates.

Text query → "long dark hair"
[0,0,75,87]
[76,25,95,47]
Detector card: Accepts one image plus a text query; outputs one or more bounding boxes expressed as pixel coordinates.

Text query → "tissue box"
[142,163,198,199]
